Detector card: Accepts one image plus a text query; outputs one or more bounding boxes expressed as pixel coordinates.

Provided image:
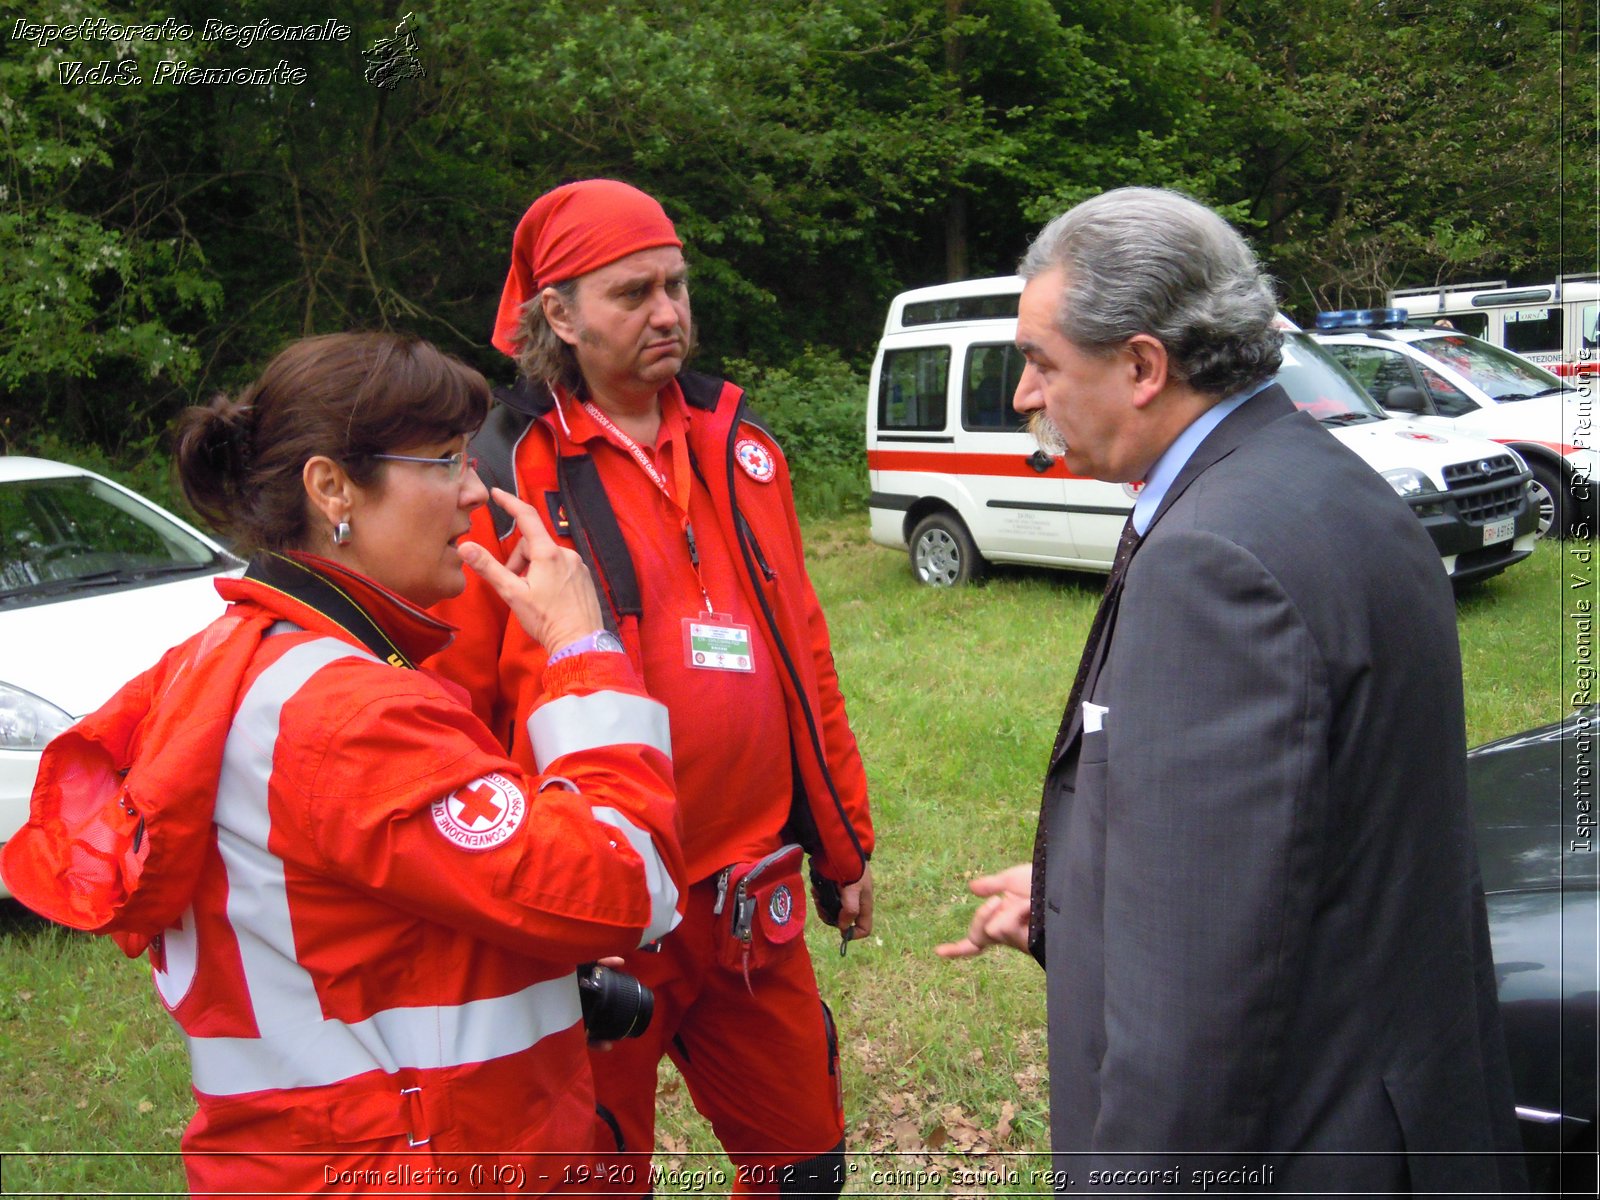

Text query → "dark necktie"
[1027,514,1142,962]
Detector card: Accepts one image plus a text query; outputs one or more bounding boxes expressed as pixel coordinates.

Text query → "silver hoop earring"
[332,520,352,546]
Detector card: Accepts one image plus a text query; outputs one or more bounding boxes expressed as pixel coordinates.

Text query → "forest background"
[2,0,1595,515]
[1,6,1594,1188]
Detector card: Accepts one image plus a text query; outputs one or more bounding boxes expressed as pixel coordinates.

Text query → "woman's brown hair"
[175,332,489,554]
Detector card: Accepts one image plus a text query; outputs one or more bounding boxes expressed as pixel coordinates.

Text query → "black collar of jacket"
[241,551,438,668]
[479,372,735,543]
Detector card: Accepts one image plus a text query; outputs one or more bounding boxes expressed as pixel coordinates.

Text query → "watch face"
[595,631,624,653]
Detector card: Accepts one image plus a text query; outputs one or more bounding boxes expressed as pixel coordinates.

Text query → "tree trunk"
[944,0,968,280]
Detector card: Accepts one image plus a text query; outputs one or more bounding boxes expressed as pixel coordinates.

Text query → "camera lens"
[577,963,653,1041]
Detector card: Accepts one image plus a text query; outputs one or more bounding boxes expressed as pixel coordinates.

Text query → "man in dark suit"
[938,188,1525,1193]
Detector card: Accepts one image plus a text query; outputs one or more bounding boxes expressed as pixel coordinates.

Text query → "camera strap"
[243,552,417,670]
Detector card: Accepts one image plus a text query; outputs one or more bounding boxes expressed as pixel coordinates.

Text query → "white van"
[866,276,1539,586]
[1387,275,1599,379]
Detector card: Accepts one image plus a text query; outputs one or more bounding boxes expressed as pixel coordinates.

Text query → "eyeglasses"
[368,450,479,481]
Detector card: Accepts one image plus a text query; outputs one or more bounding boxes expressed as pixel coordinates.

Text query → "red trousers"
[589,876,845,1196]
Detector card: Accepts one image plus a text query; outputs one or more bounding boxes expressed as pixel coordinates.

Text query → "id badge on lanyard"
[582,400,758,674]
[683,613,754,672]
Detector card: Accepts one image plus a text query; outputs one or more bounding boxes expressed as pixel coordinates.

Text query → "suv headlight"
[0,682,74,751]
[1380,467,1440,498]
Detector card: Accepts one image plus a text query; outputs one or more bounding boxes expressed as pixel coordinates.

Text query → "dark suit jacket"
[1035,386,1525,1194]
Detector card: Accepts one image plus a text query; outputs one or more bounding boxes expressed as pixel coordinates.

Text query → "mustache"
[575,324,694,351]
[1027,411,1068,455]
[644,325,695,355]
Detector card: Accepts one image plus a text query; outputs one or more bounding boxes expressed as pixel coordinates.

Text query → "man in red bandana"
[428,179,874,1196]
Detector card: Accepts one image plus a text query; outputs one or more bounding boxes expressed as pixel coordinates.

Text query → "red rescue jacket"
[3,553,685,1196]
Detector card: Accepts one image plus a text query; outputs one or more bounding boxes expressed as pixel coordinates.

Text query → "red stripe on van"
[867,449,1084,478]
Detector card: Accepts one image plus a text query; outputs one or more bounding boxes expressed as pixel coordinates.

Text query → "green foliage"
[727,348,871,516]
[1203,0,1590,312]
[0,0,1584,477]
[0,11,222,428]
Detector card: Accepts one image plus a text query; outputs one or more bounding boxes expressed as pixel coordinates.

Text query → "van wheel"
[910,514,983,586]
[1527,460,1567,540]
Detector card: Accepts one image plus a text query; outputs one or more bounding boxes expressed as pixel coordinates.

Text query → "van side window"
[1583,304,1598,349]
[1502,307,1562,355]
[1432,312,1488,338]
[901,294,1020,327]
[879,347,950,432]
[963,344,1025,431]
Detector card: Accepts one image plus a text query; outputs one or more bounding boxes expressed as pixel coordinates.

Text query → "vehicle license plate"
[1483,518,1515,546]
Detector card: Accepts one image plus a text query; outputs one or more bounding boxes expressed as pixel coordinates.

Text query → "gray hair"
[1019,187,1282,397]
[513,279,584,393]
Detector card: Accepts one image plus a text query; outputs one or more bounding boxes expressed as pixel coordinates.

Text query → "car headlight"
[1381,467,1440,498]
[0,682,74,751]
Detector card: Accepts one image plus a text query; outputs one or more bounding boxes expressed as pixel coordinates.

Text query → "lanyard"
[582,400,715,614]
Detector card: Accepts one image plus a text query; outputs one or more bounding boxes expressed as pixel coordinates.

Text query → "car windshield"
[1276,333,1386,424]
[1408,334,1573,402]
[0,474,228,608]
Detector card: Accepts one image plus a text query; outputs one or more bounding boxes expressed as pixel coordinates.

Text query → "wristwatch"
[546,629,625,664]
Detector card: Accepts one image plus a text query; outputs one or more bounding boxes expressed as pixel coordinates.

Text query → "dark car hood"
[1469,707,1599,896]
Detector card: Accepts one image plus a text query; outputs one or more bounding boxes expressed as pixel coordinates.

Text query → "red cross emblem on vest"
[735,438,776,483]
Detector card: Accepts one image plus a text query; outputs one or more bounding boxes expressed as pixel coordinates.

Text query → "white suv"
[1311,310,1595,538]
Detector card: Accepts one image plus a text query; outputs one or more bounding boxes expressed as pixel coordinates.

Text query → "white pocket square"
[1083,702,1108,733]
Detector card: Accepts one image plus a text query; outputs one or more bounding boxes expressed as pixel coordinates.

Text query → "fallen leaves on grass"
[854,1087,1027,1156]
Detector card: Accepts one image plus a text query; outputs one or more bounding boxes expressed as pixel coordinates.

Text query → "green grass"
[1,522,1588,1194]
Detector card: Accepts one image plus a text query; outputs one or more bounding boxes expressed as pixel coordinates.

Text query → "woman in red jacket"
[2,333,685,1196]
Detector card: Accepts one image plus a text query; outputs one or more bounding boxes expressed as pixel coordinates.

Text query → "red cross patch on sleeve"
[430,772,527,850]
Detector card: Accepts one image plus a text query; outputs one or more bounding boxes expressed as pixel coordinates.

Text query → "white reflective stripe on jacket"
[530,688,680,945]
[166,637,586,1097]
[528,688,673,768]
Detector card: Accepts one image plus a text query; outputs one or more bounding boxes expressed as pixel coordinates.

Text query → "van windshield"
[1409,335,1572,402]
[1276,333,1386,424]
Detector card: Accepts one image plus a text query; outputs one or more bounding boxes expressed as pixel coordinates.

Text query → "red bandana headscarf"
[491,179,683,357]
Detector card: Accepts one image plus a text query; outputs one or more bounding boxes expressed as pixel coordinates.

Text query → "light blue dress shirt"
[1131,379,1274,535]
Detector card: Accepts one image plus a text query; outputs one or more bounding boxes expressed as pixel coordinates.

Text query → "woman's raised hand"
[459,488,604,654]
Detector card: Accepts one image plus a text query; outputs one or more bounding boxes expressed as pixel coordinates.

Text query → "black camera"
[576,963,653,1041]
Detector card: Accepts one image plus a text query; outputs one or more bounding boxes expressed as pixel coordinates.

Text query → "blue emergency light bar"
[1314,308,1410,331]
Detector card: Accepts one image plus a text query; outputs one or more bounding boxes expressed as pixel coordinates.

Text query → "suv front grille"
[1442,454,1525,524]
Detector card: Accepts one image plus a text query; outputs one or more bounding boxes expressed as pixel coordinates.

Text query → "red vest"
[428,373,873,886]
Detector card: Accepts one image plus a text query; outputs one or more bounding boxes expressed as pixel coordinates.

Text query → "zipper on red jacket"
[690,444,777,585]
[738,512,777,582]
[725,410,867,875]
